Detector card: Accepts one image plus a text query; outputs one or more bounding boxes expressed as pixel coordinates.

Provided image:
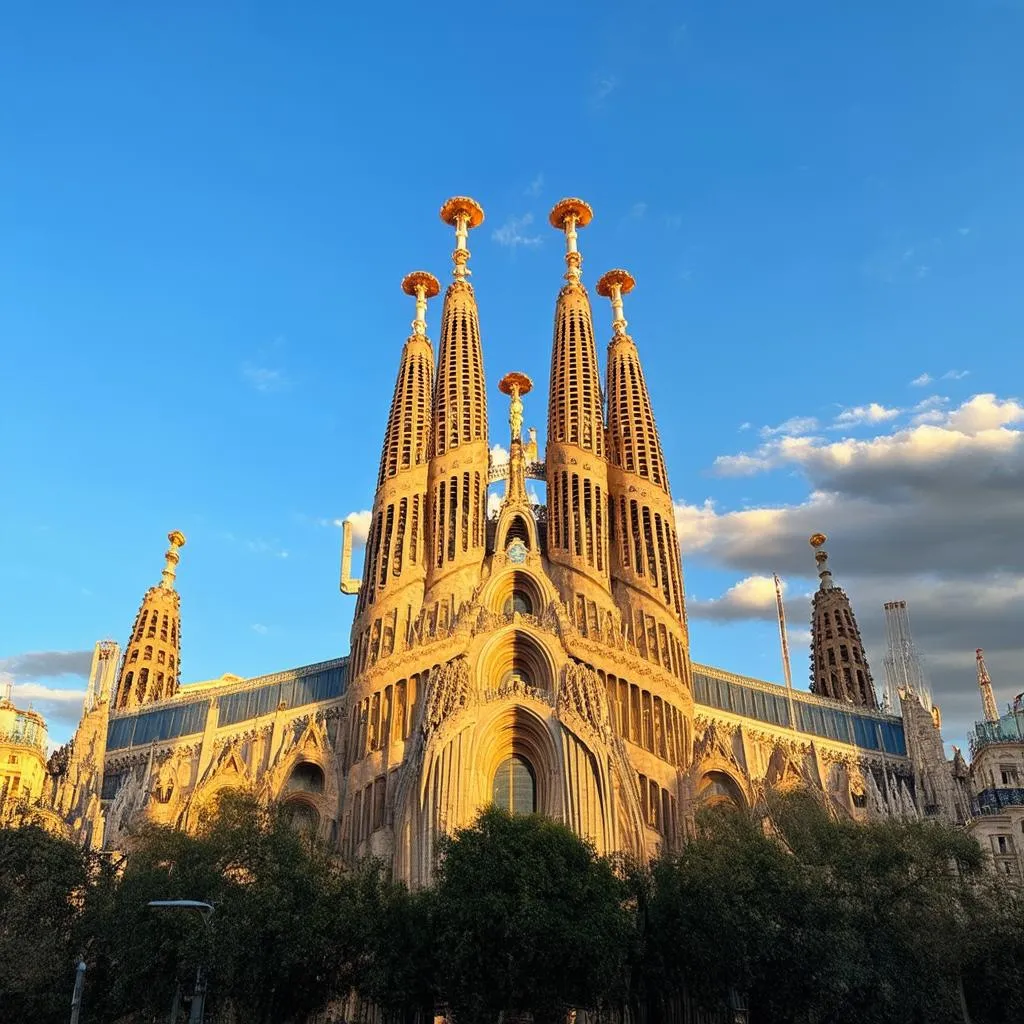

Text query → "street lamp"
[147,900,215,1024]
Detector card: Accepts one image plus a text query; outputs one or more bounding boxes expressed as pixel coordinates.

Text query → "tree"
[356,860,438,1024]
[638,791,1011,1024]
[433,806,630,1024]
[0,824,90,1024]
[83,791,365,1024]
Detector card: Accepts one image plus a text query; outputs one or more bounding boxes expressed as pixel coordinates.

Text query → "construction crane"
[773,573,797,730]
[976,648,1000,723]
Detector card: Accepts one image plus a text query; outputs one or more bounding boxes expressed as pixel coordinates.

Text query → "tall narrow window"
[492,755,536,814]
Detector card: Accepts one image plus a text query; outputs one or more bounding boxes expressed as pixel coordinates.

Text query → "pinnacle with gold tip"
[401,271,440,337]
[549,198,594,283]
[439,196,485,281]
[161,530,187,589]
[596,268,636,336]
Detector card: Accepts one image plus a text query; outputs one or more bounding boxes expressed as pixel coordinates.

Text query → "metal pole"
[69,958,86,1024]
[188,963,205,1024]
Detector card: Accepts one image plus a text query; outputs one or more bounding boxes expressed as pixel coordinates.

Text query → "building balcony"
[973,787,1024,816]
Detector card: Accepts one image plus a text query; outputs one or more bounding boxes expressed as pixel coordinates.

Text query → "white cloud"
[832,403,901,428]
[490,443,510,466]
[676,391,1024,744]
[630,202,648,219]
[487,491,502,518]
[760,416,819,438]
[942,369,970,381]
[342,510,372,546]
[910,373,934,387]
[6,679,88,736]
[241,364,288,393]
[591,76,618,104]
[251,624,268,635]
[525,174,544,197]
[492,214,542,249]
[689,575,783,620]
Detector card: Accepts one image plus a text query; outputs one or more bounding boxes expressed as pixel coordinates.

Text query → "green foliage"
[0,825,90,1024]
[2,792,1022,1024]
[433,806,630,1024]
[84,790,364,1024]
[636,791,1019,1024]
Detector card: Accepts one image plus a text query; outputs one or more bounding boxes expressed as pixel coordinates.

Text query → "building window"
[1000,766,1019,786]
[996,836,1009,855]
[492,755,536,815]
[503,590,533,617]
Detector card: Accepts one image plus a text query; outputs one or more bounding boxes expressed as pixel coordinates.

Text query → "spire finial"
[401,271,441,337]
[160,530,186,589]
[499,372,533,444]
[439,196,485,281]
[596,269,636,336]
[809,532,833,590]
[549,198,594,283]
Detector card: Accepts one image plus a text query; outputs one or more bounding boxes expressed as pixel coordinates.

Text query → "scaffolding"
[882,600,932,711]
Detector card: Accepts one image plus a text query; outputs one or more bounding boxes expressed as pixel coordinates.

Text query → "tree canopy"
[0,790,1021,1024]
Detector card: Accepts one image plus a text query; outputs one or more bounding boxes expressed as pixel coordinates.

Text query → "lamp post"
[69,956,86,1024]
[147,900,215,1024]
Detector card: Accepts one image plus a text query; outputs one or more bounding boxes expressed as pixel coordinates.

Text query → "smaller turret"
[808,534,878,708]
[114,532,186,710]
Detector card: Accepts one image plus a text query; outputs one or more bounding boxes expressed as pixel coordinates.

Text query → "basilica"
[37,197,971,882]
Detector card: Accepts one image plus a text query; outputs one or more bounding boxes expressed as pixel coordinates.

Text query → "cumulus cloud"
[341,510,373,546]
[689,575,785,620]
[490,443,510,466]
[677,391,1024,745]
[760,416,819,438]
[831,403,901,428]
[492,214,542,249]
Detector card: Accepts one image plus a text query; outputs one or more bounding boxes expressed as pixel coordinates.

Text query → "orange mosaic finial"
[440,196,484,281]
[549,197,594,283]
[160,530,187,590]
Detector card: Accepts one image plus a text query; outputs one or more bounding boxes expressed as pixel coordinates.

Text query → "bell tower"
[350,272,440,675]
[422,197,490,630]
[114,531,186,709]
[597,271,689,683]
[809,534,878,708]
[544,199,615,628]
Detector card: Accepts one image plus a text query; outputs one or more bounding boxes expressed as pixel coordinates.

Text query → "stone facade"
[30,197,979,880]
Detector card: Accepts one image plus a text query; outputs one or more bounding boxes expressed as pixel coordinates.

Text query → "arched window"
[503,589,533,617]
[492,755,536,814]
[283,801,319,834]
[698,771,746,809]
[287,762,325,794]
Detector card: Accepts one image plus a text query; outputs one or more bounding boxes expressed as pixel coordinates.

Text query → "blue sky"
[2,2,1023,748]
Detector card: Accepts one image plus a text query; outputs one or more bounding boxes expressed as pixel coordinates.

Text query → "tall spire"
[114,532,186,710]
[423,197,490,621]
[544,199,612,607]
[808,534,878,708]
[350,272,439,672]
[976,648,1000,723]
[597,270,689,682]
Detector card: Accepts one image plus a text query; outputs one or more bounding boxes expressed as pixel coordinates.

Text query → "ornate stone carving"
[558,662,610,737]
[424,656,472,734]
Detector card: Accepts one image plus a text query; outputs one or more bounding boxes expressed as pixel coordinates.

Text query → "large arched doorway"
[492,754,537,815]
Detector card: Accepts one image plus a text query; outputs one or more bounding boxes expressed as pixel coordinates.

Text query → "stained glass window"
[492,755,536,814]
